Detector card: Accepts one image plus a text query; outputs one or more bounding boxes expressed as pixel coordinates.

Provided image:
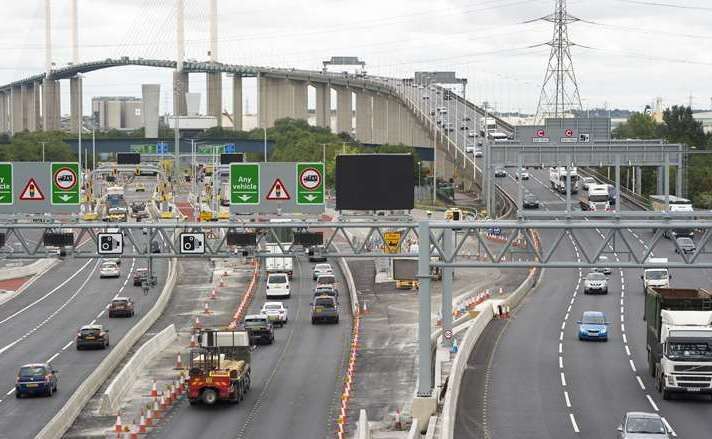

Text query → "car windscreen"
[646,270,668,280]
[317,276,336,285]
[19,366,47,377]
[269,274,288,284]
[81,328,101,336]
[101,263,117,269]
[582,315,606,325]
[244,319,267,327]
[315,297,335,308]
[667,342,712,360]
[677,238,694,246]
[112,300,129,306]
[626,417,665,434]
[263,304,281,310]
[315,264,332,271]
[586,273,606,281]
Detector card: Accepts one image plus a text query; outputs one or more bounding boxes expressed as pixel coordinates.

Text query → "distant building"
[92,96,144,131]
[693,111,712,133]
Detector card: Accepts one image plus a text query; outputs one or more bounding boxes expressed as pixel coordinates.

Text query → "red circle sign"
[564,129,574,137]
[536,129,546,137]
[299,167,321,190]
[54,167,78,190]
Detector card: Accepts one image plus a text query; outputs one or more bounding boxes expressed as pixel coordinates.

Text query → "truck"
[549,167,579,194]
[265,244,294,278]
[104,186,128,222]
[645,287,712,400]
[579,183,611,212]
[642,257,671,292]
[650,195,694,239]
[187,329,251,405]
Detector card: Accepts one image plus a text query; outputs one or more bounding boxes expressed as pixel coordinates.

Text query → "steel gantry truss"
[5,217,712,398]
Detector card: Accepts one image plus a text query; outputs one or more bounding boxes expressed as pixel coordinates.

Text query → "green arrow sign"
[230,163,260,205]
[0,163,12,205]
[51,162,80,205]
[296,162,324,205]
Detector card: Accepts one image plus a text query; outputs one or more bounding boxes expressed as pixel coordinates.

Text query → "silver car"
[617,412,671,438]
[584,272,608,294]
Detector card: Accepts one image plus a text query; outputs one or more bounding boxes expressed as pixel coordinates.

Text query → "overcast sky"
[1,0,710,115]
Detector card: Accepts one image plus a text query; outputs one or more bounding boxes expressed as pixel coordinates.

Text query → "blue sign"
[224,144,236,153]
[157,142,169,154]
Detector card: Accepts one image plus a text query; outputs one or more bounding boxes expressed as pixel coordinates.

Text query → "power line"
[611,0,712,11]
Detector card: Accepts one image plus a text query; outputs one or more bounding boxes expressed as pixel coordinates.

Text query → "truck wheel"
[202,388,218,405]
[648,353,656,377]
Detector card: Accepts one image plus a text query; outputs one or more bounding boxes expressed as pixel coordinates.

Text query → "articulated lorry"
[579,184,611,211]
[188,329,251,405]
[645,287,712,400]
[549,167,579,194]
[265,243,294,278]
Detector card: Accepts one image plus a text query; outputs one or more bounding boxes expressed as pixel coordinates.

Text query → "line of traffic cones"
[336,313,362,438]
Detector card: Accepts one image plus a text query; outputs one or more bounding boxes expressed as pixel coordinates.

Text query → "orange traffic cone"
[203,302,211,314]
[150,379,158,398]
[362,302,368,315]
[114,413,123,433]
[194,316,201,328]
[210,289,217,300]
[176,353,183,370]
[138,409,147,432]
[189,333,197,348]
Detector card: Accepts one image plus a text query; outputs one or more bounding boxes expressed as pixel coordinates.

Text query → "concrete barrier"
[35,257,178,439]
[356,409,371,439]
[337,254,359,316]
[98,324,178,416]
[0,258,56,281]
[407,421,419,439]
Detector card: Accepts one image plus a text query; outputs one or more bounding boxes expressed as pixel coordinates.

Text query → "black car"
[494,168,507,177]
[307,245,327,262]
[244,315,274,345]
[76,324,109,350]
[150,240,161,254]
[523,194,540,209]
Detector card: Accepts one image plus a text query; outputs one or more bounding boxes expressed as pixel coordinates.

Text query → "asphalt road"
[151,255,352,439]
[455,169,712,438]
[0,177,167,439]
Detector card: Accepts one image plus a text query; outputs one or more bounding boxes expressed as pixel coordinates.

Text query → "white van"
[266,273,291,299]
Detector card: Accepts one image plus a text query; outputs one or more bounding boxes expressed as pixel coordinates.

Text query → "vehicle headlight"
[666,374,675,386]
[600,327,607,333]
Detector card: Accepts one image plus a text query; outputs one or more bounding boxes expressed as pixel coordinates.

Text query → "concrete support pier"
[355,91,373,143]
[70,76,83,133]
[42,79,60,131]
[172,71,189,116]
[232,75,242,131]
[206,72,222,126]
[291,80,308,121]
[26,82,41,132]
[373,94,388,144]
[335,87,352,135]
[11,86,23,134]
[315,84,330,129]
[386,99,400,144]
[0,92,7,134]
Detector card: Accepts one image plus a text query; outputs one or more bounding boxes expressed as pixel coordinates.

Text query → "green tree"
[660,105,706,148]
[0,131,75,162]
[613,112,659,139]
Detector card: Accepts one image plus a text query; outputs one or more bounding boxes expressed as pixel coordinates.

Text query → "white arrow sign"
[238,194,252,202]
[58,194,73,202]
[303,194,318,202]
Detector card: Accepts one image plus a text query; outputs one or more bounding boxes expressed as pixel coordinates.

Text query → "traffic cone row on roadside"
[337,314,362,436]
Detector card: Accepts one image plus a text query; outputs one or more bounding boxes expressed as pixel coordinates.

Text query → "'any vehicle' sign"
[230,163,259,205]
[51,162,80,205]
[0,163,12,205]
[296,162,324,205]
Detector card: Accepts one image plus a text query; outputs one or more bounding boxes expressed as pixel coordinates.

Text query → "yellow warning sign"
[384,231,401,254]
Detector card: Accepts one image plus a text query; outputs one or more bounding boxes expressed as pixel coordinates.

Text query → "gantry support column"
[11,86,23,134]
[277,79,291,122]
[386,98,400,144]
[336,87,352,135]
[290,80,308,121]
[206,72,222,127]
[26,82,41,132]
[173,71,189,117]
[70,76,83,134]
[373,94,388,144]
[315,83,331,129]
[355,91,373,143]
[232,75,242,131]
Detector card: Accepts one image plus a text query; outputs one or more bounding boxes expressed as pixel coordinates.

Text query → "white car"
[515,168,530,180]
[266,273,291,299]
[313,263,333,280]
[260,302,288,326]
[467,131,476,138]
[584,272,608,294]
[581,176,596,190]
[99,262,120,278]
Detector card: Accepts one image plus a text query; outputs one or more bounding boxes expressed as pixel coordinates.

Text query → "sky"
[1,0,710,116]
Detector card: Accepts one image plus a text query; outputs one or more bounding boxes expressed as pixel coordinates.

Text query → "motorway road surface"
[455,169,712,438]
[150,255,352,439]
[0,177,168,439]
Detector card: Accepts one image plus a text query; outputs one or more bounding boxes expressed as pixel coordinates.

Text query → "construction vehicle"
[187,329,252,405]
[645,287,712,399]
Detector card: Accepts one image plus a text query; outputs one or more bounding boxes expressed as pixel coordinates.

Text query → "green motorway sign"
[51,162,80,205]
[296,162,324,205]
[0,163,13,205]
[230,163,260,205]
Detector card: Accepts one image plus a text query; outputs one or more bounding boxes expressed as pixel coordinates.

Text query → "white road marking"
[62,340,73,351]
[621,323,626,332]
[559,332,564,341]
[622,333,627,344]
[559,356,563,369]
[560,372,567,386]
[559,343,563,354]
[97,310,105,319]
[89,319,96,325]
[561,321,566,330]
[630,360,637,372]
[661,417,677,437]
[564,390,571,407]
[47,352,60,363]
[564,312,569,321]
[646,394,659,411]
[6,388,15,395]
[636,376,646,390]
[569,413,580,433]
[625,345,631,356]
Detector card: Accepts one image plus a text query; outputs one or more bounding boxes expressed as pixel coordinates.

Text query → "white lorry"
[265,243,294,278]
[642,257,671,292]
[650,195,694,239]
[549,167,579,194]
[579,184,611,211]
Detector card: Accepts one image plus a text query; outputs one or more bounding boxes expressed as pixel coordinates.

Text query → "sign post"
[51,162,80,205]
[0,163,13,205]
[296,162,324,205]
[230,163,260,205]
